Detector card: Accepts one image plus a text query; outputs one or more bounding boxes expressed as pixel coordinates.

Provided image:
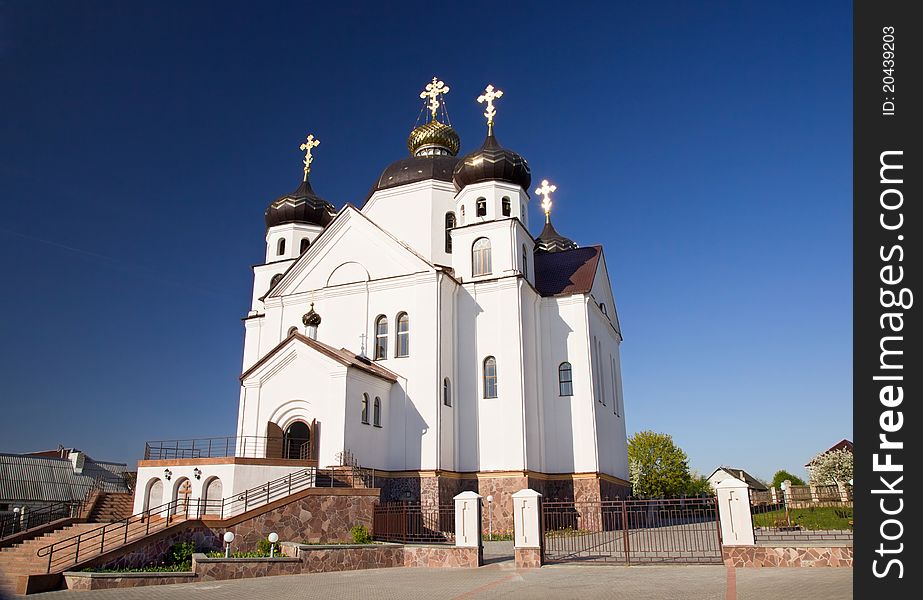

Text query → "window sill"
[373,425,382,429]
[361,422,370,426]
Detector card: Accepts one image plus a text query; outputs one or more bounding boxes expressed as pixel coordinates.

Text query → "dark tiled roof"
[0,453,130,503]
[533,245,601,297]
[711,467,769,491]
[805,439,853,466]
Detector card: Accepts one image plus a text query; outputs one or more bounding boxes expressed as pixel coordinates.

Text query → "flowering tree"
[808,448,853,484]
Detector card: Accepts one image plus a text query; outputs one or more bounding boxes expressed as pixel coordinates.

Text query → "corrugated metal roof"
[0,453,130,503]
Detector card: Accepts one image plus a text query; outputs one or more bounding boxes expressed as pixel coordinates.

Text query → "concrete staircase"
[87,493,134,523]
[0,523,100,596]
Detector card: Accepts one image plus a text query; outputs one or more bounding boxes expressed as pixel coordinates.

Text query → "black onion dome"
[535,219,578,254]
[302,303,322,327]
[265,177,337,229]
[369,155,461,196]
[452,132,531,192]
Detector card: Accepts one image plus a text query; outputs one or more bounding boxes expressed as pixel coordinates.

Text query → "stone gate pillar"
[512,488,543,569]
[716,476,755,546]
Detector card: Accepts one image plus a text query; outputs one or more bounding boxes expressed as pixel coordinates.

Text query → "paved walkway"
[34,564,851,599]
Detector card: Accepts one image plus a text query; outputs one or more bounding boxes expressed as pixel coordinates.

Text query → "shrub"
[257,538,275,555]
[166,542,196,567]
[350,524,372,544]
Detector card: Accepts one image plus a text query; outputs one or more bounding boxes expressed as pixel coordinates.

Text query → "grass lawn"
[752,506,852,530]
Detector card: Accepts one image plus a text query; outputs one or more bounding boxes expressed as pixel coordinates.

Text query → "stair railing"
[0,501,82,541]
[34,466,318,574]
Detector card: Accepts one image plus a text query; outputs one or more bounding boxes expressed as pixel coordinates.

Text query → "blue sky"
[0,1,851,482]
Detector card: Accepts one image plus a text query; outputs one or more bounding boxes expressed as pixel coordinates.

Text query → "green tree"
[771,470,806,488]
[685,471,713,496]
[627,431,692,497]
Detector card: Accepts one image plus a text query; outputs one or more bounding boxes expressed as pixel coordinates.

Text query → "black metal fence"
[750,485,853,543]
[0,501,80,540]
[372,502,455,544]
[543,497,722,564]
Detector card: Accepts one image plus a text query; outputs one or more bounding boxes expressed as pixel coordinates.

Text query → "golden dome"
[407,119,460,157]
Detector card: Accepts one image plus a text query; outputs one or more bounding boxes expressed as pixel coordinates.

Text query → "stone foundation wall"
[218,489,379,547]
[403,545,480,568]
[514,547,542,569]
[723,546,854,567]
[479,476,529,533]
[90,524,221,571]
[64,572,197,590]
[293,544,404,572]
[192,554,303,580]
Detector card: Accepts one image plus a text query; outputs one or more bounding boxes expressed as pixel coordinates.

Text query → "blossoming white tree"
[808,448,853,484]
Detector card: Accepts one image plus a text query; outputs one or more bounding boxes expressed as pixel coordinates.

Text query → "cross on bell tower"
[300,134,320,181]
[535,179,557,223]
[477,84,504,135]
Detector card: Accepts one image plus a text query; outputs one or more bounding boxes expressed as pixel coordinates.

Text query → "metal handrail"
[143,435,316,461]
[0,500,81,540]
[34,466,319,573]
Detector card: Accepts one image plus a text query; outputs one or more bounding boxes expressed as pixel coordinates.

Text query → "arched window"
[522,244,528,278]
[396,312,410,357]
[445,212,456,253]
[277,238,286,256]
[600,303,607,315]
[472,238,492,276]
[269,273,284,293]
[374,316,388,360]
[443,377,452,407]
[558,362,574,396]
[373,397,381,427]
[476,197,487,217]
[361,393,370,424]
[287,326,298,337]
[300,238,310,254]
[502,197,511,217]
[483,356,498,398]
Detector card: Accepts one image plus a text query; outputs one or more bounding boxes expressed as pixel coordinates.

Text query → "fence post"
[454,491,482,566]
[715,476,755,551]
[836,481,850,502]
[512,488,543,569]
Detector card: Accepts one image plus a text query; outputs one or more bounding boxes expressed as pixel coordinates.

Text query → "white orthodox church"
[133,80,629,517]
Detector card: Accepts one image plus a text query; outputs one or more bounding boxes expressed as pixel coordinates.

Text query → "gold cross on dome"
[420,77,450,119]
[299,134,320,180]
[535,179,557,222]
[477,84,504,134]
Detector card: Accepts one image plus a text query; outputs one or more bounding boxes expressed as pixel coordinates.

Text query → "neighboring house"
[707,467,769,492]
[0,447,131,514]
[805,438,853,479]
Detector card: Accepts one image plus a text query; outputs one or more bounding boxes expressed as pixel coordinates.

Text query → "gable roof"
[266,204,435,300]
[708,466,769,491]
[240,332,398,383]
[805,439,853,467]
[533,245,602,297]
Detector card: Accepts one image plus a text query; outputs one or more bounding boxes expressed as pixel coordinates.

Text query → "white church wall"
[362,180,457,266]
[251,261,295,314]
[454,180,529,229]
[265,222,323,264]
[588,301,629,480]
[538,295,601,474]
[237,340,349,468]
[343,371,393,468]
[456,278,527,472]
[450,219,530,282]
[519,283,543,472]
[438,272,457,472]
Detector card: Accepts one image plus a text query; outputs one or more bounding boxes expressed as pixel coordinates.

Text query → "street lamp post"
[486,495,494,541]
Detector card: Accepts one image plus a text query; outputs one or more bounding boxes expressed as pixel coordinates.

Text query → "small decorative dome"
[302,302,322,327]
[265,177,337,229]
[535,219,578,253]
[408,120,460,157]
[452,132,531,192]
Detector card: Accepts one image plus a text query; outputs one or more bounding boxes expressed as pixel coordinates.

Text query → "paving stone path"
[29,562,851,600]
